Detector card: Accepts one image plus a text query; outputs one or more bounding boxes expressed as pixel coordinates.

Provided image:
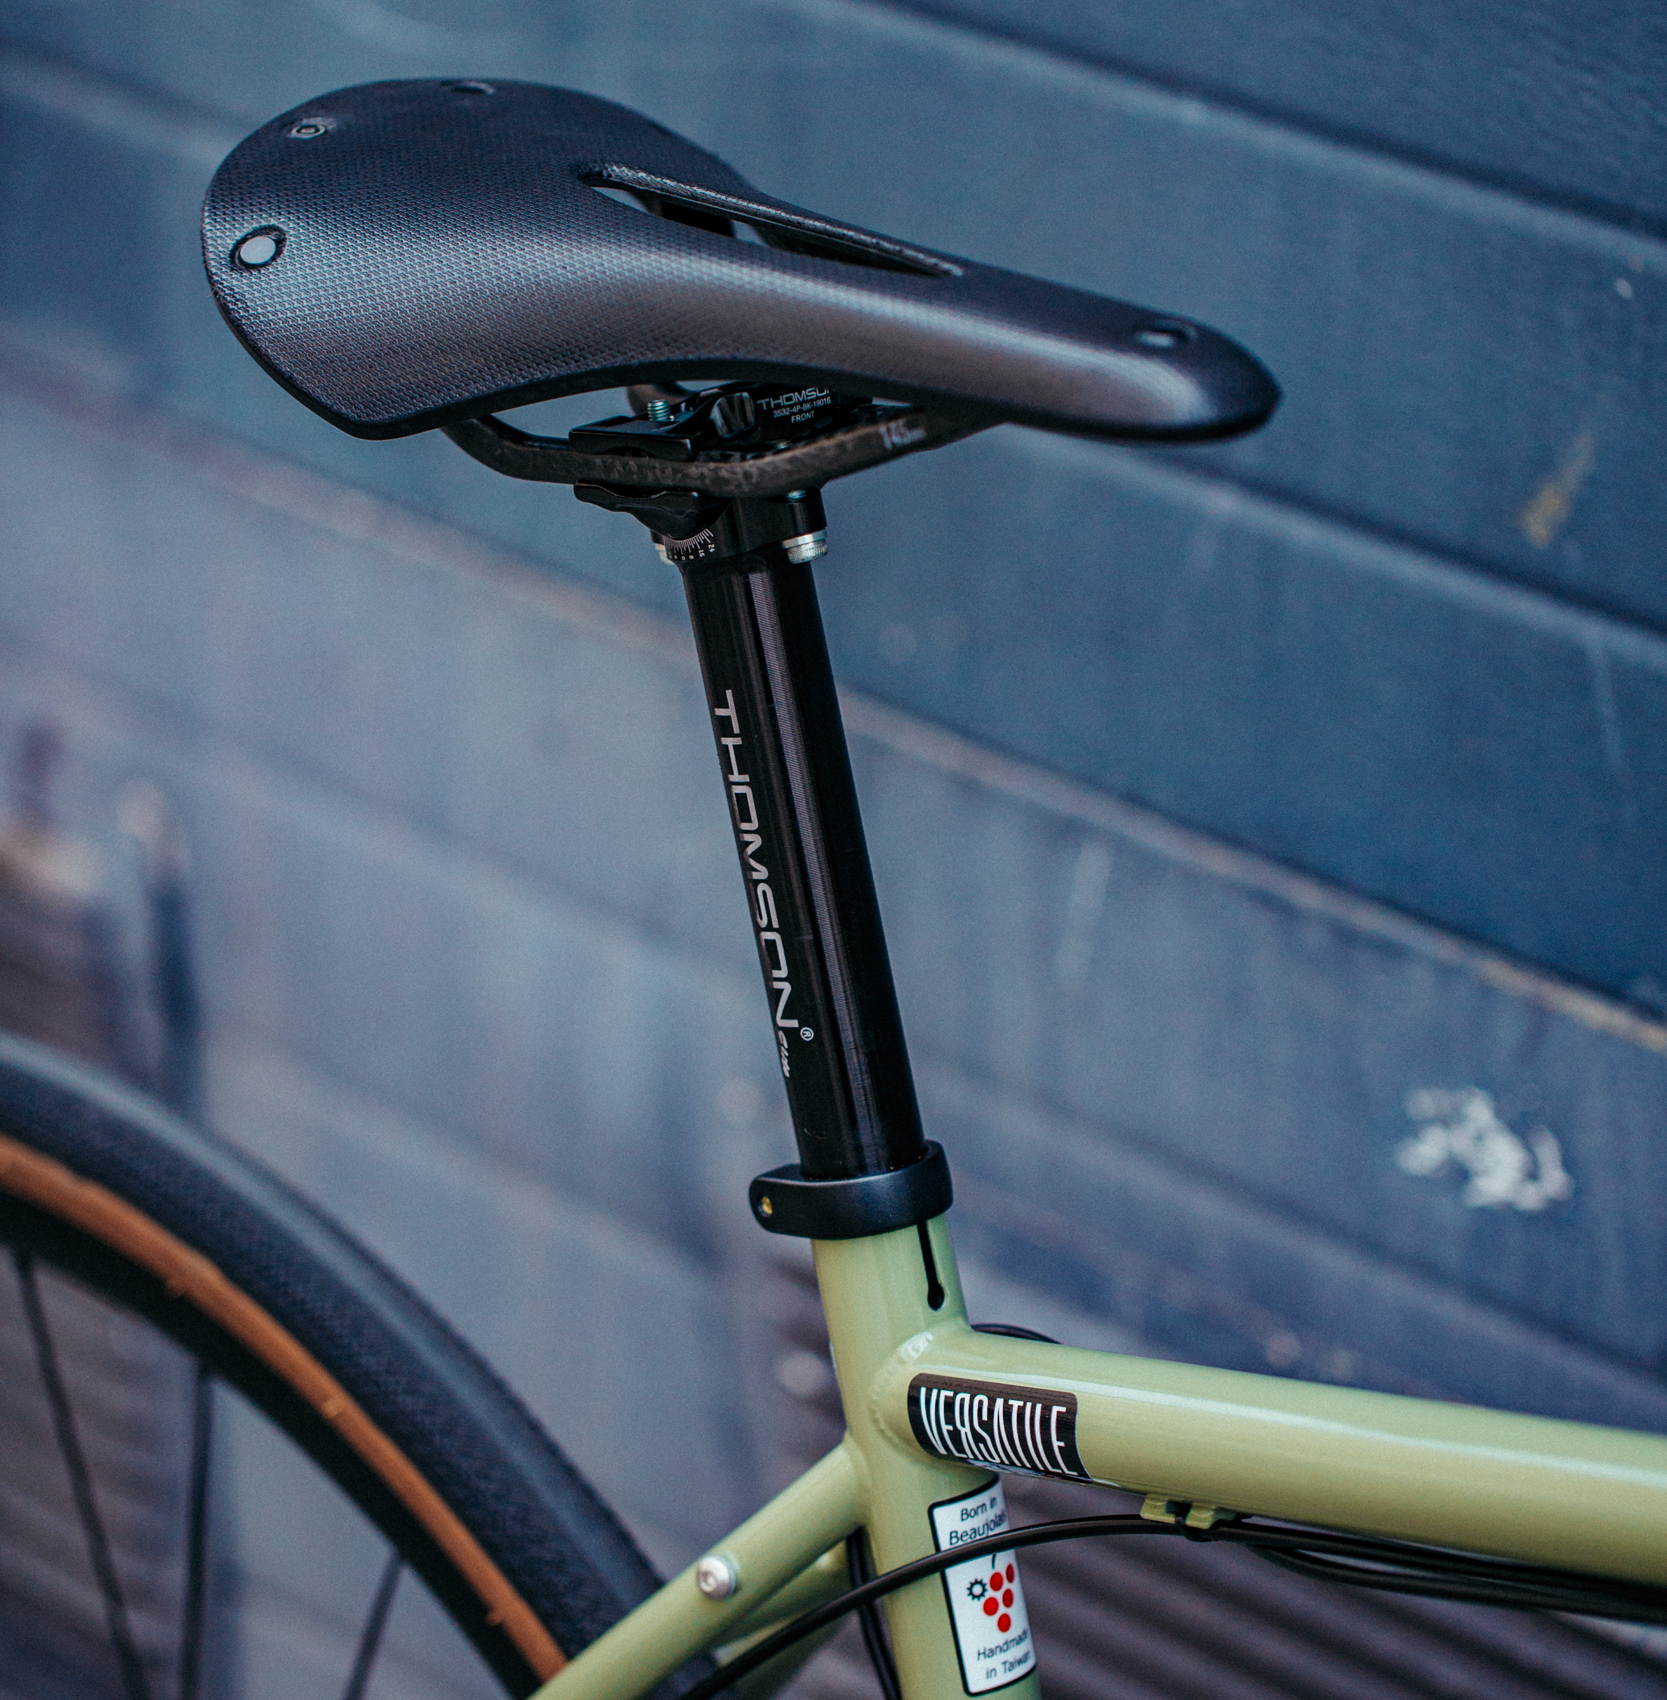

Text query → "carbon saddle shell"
[203,78,1277,443]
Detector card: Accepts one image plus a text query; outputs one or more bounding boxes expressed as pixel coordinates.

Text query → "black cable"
[1209,1517,1667,1618]
[1240,1537,1667,1620]
[847,1530,902,1700]
[1252,1544,1637,1614]
[679,1517,1164,1700]
[675,1510,1667,1700]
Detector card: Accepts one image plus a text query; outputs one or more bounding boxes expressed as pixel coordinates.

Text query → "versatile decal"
[909,1374,1088,1482]
[930,1478,1034,1695]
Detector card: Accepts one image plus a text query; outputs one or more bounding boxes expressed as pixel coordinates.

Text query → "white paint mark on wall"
[1397,1088,1573,1211]
[1519,428,1596,548]
[1055,838,1113,989]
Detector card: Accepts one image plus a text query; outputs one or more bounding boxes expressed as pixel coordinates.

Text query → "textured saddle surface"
[203,78,1277,442]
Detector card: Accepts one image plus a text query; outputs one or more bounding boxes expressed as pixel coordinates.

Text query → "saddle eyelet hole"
[1134,320,1196,349]
[231,227,285,270]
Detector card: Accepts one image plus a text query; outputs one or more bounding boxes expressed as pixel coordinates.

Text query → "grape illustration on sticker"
[929,1478,1034,1694]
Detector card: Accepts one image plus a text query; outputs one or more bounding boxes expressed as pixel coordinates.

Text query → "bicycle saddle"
[203,78,1277,454]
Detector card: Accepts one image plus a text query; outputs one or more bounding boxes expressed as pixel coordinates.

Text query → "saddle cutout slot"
[583,168,961,279]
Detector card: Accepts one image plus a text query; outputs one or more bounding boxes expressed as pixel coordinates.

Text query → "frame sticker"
[909,1374,1089,1482]
[930,1478,1034,1694]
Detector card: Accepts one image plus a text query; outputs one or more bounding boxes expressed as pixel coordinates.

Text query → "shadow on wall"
[0,721,212,1697]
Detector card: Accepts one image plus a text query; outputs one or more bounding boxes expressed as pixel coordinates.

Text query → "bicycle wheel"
[0,1029,677,1698]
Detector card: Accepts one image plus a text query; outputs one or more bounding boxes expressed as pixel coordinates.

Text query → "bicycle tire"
[0,1029,676,1696]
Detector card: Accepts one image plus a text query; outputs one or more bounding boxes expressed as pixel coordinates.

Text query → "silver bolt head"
[783,531,828,565]
[695,1555,738,1599]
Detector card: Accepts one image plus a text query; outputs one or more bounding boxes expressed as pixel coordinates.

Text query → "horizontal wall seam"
[871,0,1667,244]
[796,0,1667,264]
[1037,432,1667,674]
[0,44,236,168]
[1150,453,1667,648]
[2,20,1662,274]
[924,1059,1667,1420]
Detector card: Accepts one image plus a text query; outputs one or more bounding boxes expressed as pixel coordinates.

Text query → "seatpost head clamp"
[574,482,828,568]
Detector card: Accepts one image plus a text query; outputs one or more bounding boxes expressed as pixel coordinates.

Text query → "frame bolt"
[695,1554,738,1599]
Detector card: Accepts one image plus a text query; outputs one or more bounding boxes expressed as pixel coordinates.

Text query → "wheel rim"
[0,1135,559,1698]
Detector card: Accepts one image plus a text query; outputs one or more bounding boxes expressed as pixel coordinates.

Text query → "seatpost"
[669,492,925,1184]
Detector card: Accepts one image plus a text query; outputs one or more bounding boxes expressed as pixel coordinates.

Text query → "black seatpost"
[670,491,925,1183]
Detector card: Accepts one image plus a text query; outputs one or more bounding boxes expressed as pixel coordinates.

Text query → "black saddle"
[203,78,1276,475]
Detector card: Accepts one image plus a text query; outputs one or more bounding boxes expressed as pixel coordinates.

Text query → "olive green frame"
[534,1213,1667,1700]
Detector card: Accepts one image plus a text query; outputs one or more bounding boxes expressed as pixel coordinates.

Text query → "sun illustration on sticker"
[965,1576,988,1602]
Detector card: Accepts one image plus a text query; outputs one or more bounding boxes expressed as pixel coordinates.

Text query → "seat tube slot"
[679,526,925,1181]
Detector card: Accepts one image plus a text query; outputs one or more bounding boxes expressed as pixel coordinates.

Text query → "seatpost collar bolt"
[695,1554,738,1599]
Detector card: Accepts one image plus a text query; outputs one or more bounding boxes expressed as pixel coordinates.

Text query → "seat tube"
[674,498,925,1181]
[676,502,1040,1700]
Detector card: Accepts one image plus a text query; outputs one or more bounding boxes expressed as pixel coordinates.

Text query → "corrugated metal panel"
[889,1,1667,228]
[4,353,1664,1688]
[7,360,1664,1409]
[0,3,1661,1694]
[0,2,1661,996]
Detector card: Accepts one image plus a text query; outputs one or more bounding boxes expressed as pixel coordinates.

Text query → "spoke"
[177,1366,213,1700]
[340,1549,403,1700]
[14,1252,153,1700]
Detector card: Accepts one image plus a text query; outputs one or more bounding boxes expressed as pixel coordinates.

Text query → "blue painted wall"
[4,2,1663,1001]
[1,0,1664,1656]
